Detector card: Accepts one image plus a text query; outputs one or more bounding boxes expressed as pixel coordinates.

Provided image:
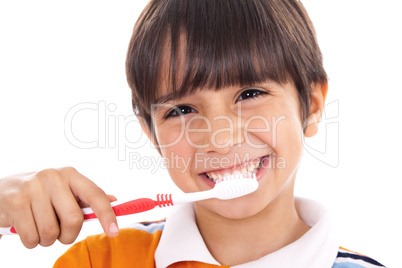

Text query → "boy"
[0,0,386,267]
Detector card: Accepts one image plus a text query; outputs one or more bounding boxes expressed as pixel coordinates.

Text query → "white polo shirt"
[154,197,339,268]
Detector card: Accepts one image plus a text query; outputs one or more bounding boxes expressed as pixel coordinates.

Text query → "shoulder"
[54,219,166,268]
[332,247,386,268]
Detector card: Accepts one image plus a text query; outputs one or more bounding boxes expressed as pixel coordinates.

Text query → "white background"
[0,0,401,267]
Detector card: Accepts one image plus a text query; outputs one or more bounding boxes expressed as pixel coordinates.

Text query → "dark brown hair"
[126,0,327,131]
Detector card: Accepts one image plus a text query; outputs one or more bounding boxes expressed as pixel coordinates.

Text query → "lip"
[254,155,270,181]
[199,154,270,188]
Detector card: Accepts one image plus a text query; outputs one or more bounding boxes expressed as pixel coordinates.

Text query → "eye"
[164,105,197,119]
[236,88,267,103]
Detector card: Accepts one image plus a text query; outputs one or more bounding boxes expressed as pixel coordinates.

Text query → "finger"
[68,171,119,238]
[107,194,117,202]
[0,175,40,248]
[46,178,83,244]
[11,203,40,249]
[31,196,60,247]
[77,194,117,208]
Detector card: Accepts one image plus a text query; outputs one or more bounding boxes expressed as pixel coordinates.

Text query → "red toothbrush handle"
[0,195,174,235]
[83,195,174,220]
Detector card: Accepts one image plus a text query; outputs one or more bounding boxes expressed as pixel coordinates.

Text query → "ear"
[138,116,162,155]
[304,82,328,137]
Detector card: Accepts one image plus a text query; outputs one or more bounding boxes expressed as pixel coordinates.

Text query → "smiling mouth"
[201,155,270,183]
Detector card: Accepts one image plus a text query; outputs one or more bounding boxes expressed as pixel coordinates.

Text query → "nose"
[199,111,244,155]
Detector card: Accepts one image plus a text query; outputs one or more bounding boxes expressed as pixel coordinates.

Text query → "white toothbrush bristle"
[213,173,258,200]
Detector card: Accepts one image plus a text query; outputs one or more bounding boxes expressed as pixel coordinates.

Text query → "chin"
[197,194,266,220]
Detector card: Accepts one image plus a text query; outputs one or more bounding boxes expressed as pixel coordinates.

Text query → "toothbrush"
[0,173,258,235]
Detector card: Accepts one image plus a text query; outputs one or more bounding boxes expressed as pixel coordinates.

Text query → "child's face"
[145,80,308,219]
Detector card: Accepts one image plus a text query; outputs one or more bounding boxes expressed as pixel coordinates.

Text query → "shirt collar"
[155,198,339,268]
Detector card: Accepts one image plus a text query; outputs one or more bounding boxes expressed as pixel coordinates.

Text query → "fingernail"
[109,223,119,235]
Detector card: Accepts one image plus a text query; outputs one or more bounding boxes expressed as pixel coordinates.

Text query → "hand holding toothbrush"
[0,167,119,248]
[0,167,258,247]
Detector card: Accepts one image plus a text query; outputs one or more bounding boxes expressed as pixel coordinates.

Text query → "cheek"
[242,106,293,149]
[244,104,304,164]
[271,108,304,168]
[156,123,185,148]
[160,139,195,192]
[159,135,193,174]
[243,115,274,149]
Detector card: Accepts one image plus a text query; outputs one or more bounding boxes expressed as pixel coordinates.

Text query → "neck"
[194,193,310,266]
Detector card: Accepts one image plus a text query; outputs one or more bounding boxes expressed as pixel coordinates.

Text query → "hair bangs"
[163,0,293,102]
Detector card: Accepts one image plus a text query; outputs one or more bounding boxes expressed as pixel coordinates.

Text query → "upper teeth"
[206,160,261,182]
